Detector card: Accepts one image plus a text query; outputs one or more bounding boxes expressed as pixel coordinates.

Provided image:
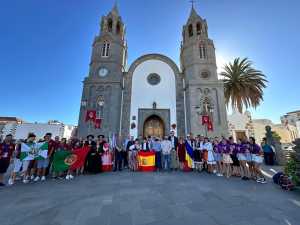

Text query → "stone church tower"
[77,5,127,137]
[180,6,228,136]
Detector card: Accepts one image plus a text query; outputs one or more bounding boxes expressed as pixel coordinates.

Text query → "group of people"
[0,130,269,187]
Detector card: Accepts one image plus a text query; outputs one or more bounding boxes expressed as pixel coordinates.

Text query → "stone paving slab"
[0,171,300,225]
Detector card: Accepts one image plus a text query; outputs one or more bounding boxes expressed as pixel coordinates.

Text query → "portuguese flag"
[138,151,156,172]
[20,142,48,161]
[52,146,90,172]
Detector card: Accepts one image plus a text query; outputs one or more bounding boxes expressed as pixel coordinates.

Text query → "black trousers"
[122,151,128,168]
[114,151,123,171]
[264,152,274,165]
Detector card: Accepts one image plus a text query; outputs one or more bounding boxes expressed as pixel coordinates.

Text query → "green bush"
[284,159,300,185]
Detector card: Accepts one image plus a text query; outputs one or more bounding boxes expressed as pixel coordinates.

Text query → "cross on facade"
[190,0,196,8]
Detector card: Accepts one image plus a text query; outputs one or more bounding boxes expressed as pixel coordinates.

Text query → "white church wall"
[130,59,177,138]
[14,123,64,140]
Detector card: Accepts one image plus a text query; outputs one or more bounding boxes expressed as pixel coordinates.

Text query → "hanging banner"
[85,110,96,122]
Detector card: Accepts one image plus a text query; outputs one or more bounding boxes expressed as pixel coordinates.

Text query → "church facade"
[77,5,228,138]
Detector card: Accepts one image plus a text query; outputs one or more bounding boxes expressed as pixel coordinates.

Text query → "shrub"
[284,158,300,185]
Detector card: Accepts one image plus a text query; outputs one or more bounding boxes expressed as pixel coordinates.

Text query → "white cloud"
[216,51,234,79]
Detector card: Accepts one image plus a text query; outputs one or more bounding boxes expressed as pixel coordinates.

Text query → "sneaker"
[66,175,70,180]
[213,170,217,174]
[41,176,46,181]
[258,178,267,184]
[34,176,40,182]
[69,175,74,179]
[8,178,14,186]
[217,173,223,177]
[23,179,29,184]
[30,175,35,180]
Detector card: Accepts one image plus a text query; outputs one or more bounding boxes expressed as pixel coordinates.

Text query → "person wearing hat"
[85,135,102,173]
[0,134,15,186]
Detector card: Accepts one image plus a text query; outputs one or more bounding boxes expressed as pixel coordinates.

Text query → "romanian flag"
[138,151,156,172]
[185,141,194,169]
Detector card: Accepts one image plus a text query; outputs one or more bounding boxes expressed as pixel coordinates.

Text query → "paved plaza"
[0,167,300,225]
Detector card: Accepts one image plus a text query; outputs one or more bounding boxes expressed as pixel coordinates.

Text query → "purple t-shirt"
[228,143,237,155]
[235,144,243,154]
[250,143,261,154]
[241,142,250,154]
[218,143,229,154]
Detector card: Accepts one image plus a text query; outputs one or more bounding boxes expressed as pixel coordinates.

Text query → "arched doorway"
[143,115,165,138]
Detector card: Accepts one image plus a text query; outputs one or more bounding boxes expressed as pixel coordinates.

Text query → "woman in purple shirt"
[249,137,266,184]
[213,139,223,177]
[237,139,250,180]
[220,138,232,178]
[228,137,240,176]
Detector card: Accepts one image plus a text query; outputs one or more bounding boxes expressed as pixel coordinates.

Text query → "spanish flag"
[138,151,156,172]
[185,141,194,169]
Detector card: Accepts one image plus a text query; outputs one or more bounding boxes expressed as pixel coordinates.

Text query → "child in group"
[220,138,232,178]
[249,137,267,184]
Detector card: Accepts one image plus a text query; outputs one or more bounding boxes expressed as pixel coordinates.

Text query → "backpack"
[279,175,294,191]
[273,172,294,191]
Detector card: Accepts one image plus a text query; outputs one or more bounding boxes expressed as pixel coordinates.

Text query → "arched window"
[199,44,207,59]
[196,22,202,35]
[116,21,121,34]
[101,41,110,57]
[108,18,113,32]
[188,24,193,37]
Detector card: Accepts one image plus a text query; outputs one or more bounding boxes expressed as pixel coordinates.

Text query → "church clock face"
[98,67,109,77]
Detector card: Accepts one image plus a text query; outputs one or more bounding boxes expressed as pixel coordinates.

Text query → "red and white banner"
[95,118,102,129]
[85,110,96,122]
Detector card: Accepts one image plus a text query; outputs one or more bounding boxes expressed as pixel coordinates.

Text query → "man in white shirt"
[161,136,172,171]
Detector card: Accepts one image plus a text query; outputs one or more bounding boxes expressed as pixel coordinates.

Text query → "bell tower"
[77,4,127,138]
[180,6,228,137]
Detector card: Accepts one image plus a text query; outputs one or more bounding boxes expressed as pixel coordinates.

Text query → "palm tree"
[221,57,268,113]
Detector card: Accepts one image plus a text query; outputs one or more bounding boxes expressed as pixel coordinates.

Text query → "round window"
[201,71,210,79]
[147,73,161,85]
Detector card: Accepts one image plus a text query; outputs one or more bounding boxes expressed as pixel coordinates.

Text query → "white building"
[228,111,298,144]
[1,121,76,140]
[228,111,254,141]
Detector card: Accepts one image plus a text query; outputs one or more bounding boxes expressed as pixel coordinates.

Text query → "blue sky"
[0,0,299,125]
